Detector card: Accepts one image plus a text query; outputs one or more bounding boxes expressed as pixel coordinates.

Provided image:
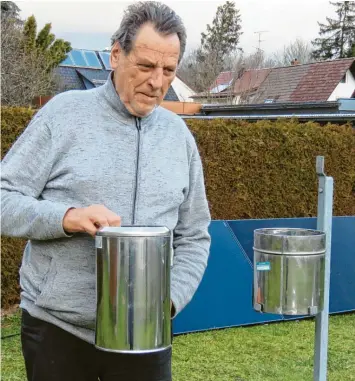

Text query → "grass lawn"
[1,310,354,381]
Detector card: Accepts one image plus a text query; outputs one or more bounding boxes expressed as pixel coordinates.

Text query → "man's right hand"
[63,205,121,237]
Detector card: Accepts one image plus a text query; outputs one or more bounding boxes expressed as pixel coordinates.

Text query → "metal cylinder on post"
[253,228,326,316]
[95,226,172,353]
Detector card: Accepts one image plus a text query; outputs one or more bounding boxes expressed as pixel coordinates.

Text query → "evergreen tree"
[199,1,242,64]
[1,4,72,106]
[22,15,71,71]
[312,1,355,60]
[23,15,37,52]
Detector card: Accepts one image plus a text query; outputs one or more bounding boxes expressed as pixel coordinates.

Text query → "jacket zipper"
[129,117,141,348]
[132,117,141,225]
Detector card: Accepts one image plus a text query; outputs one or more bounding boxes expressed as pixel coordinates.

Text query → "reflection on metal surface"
[95,227,172,353]
[253,228,326,315]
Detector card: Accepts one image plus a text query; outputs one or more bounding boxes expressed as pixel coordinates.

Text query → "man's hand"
[63,205,121,237]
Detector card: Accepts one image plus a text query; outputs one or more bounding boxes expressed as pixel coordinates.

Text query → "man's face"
[110,23,180,117]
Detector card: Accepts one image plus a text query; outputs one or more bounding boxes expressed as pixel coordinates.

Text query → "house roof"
[233,68,272,95]
[194,58,355,103]
[55,66,109,91]
[165,86,180,101]
[254,65,309,102]
[210,71,235,90]
[55,66,86,91]
[256,58,355,102]
[290,58,354,102]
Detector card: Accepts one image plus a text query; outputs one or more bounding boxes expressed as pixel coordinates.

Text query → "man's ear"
[110,41,122,70]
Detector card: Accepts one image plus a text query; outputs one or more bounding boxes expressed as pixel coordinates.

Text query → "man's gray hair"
[111,1,187,63]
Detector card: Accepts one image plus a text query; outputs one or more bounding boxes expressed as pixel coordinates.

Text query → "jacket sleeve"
[1,113,74,240]
[170,137,211,317]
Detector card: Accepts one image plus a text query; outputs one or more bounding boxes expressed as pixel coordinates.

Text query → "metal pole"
[314,156,334,381]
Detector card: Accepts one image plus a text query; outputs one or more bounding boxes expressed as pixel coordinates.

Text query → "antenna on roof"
[254,30,269,52]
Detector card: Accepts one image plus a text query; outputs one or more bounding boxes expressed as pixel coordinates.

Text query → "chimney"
[291,58,300,66]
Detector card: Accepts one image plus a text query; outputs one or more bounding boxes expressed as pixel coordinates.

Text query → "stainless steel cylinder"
[95,226,172,353]
[253,228,326,315]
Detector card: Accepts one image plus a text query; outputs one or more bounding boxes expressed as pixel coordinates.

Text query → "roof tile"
[254,58,355,102]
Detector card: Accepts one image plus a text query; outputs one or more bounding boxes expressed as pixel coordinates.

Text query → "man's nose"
[147,68,163,90]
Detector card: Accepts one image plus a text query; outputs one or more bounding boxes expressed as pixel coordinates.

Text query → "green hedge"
[1,106,355,308]
[186,118,355,219]
[1,107,35,159]
[1,107,35,308]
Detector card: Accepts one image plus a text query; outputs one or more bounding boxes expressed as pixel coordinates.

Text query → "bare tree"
[272,38,313,66]
[1,17,60,106]
[178,48,224,95]
[1,4,70,107]
[178,46,279,105]
[177,49,200,92]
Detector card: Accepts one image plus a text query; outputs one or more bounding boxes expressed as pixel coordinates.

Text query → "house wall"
[234,95,244,104]
[328,69,355,101]
[171,77,195,102]
[161,101,201,114]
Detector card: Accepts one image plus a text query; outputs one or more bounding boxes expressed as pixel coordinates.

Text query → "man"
[1,1,211,381]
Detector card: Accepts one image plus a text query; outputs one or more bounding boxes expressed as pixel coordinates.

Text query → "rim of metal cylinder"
[253,228,326,255]
[96,226,171,237]
[254,228,325,237]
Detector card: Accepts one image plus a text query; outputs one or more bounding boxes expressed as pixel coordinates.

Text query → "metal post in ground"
[313,156,334,381]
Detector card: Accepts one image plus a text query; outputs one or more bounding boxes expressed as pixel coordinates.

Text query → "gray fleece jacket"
[1,73,211,343]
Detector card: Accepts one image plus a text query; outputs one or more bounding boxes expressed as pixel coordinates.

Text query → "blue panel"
[173,221,283,335]
[61,54,74,66]
[327,216,355,313]
[99,52,111,70]
[84,51,101,69]
[71,49,87,67]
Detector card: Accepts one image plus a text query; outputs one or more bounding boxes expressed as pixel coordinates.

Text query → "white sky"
[15,0,335,56]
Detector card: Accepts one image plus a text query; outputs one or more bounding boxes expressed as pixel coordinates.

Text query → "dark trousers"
[21,309,172,381]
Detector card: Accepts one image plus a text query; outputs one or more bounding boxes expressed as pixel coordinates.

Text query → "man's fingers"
[92,216,110,229]
[82,220,98,237]
[107,214,121,226]
[105,210,121,226]
[92,212,121,227]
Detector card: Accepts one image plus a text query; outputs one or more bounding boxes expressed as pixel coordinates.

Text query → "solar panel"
[70,49,87,67]
[99,52,111,70]
[61,54,74,66]
[60,49,109,70]
[84,51,101,69]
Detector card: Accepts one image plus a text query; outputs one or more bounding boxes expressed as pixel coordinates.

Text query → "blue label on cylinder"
[256,261,271,271]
